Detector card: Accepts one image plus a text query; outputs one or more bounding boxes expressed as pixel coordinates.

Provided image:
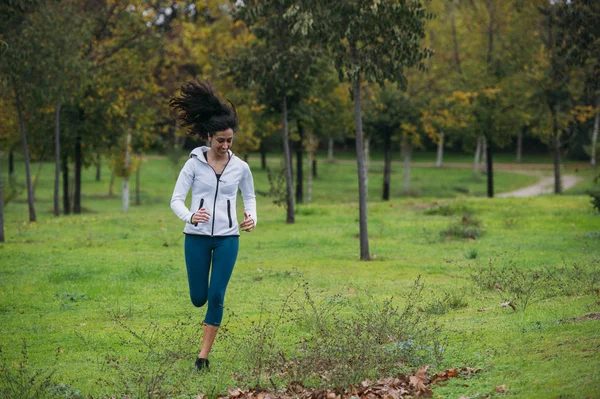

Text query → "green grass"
[1,154,599,398]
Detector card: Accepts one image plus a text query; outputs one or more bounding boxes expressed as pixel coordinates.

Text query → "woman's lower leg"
[198,323,219,359]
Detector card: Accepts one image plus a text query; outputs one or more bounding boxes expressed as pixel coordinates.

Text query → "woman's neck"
[208,148,228,162]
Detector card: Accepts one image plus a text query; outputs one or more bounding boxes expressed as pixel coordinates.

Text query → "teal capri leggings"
[184,235,239,326]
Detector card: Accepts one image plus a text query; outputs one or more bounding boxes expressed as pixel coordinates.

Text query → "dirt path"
[497,174,582,197]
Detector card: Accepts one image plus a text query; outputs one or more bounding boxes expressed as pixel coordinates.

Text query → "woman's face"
[210,129,234,155]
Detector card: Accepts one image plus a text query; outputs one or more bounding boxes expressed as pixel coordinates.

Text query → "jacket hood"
[190,146,234,163]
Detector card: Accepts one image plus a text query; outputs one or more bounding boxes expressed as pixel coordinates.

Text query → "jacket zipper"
[227,200,232,228]
[209,155,232,236]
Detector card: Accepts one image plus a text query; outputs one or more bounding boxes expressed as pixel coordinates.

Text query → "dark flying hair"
[169,80,238,140]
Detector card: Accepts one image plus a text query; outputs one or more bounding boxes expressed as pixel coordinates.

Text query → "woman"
[169,80,257,371]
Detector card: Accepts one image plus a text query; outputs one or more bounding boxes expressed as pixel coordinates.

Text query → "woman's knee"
[190,293,207,308]
[207,291,225,308]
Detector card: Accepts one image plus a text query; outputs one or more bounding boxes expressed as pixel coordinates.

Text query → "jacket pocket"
[227,200,232,228]
[194,198,204,227]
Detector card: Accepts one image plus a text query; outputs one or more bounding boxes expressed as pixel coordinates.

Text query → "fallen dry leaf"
[496,385,506,393]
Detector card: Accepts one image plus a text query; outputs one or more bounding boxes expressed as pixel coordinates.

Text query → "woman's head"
[169,80,238,141]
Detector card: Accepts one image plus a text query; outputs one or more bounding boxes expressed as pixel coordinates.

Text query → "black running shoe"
[195,357,210,371]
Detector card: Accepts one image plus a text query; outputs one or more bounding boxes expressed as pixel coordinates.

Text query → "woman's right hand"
[192,208,211,224]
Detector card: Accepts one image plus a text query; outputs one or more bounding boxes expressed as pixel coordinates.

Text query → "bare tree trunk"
[135,155,141,206]
[450,0,463,75]
[551,104,562,194]
[295,120,304,204]
[382,132,392,201]
[591,94,599,166]
[474,136,482,176]
[351,68,370,260]
[73,134,82,214]
[62,154,70,214]
[54,103,61,216]
[486,136,494,198]
[8,148,14,177]
[260,141,267,170]
[435,132,444,168]
[516,127,523,163]
[15,90,36,222]
[363,137,370,200]
[481,135,487,172]
[0,161,4,242]
[282,95,295,223]
[32,154,46,198]
[306,135,315,205]
[123,132,131,212]
[327,137,334,162]
[402,136,412,194]
[96,153,101,181]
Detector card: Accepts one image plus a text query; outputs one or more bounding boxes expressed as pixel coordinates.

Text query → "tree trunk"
[551,104,562,194]
[96,153,101,181]
[54,103,61,216]
[435,132,444,168]
[295,120,304,204]
[516,127,523,163]
[8,148,14,177]
[450,0,463,74]
[282,95,295,223]
[481,136,487,170]
[123,132,131,212]
[486,137,494,198]
[382,132,392,201]
[260,141,267,170]
[62,153,70,214]
[402,136,412,194]
[109,171,115,197]
[352,72,370,261]
[15,90,36,222]
[364,137,370,200]
[591,94,599,166]
[73,134,82,214]
[474,135,482,176]
[307,140,314,205]
[312,159,317,178]
[0,161,5,242]
[327,137,334,162]
[135,155,141,206]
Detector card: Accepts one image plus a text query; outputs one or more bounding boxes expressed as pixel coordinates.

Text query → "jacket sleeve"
[170,159,195,224]
[239,164,257,226]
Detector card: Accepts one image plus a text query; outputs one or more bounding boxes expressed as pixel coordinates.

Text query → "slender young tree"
[311,0,432,260]
[232,0,321,224]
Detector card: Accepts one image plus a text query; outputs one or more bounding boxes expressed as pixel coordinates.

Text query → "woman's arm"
[239,165,257,227]
[170,159,195,223]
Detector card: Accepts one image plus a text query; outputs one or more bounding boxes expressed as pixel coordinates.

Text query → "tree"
[232,0,321,224]
[311,0,432,260]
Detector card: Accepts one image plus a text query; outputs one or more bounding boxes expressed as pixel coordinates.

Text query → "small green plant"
[424,202,472,216]
[589,190,600,214]
[0,340,79,399]
[423,289,469,315]
[468,254,556,311]
[464,248,478,259]
[441,214,483,240]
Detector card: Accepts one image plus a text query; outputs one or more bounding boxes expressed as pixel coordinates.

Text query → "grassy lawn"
[1,153,599,398]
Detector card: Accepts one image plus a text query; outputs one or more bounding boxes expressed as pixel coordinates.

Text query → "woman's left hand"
[240,212,255,232]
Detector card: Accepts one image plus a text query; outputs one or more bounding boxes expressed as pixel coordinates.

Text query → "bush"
[225,279,445,390]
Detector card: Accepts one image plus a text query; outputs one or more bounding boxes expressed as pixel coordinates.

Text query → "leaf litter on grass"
[205,366,482,399]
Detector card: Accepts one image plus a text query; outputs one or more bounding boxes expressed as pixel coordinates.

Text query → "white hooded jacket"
[170,146,257,236]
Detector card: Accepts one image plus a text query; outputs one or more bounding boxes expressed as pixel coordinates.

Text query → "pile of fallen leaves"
[209,366,482,399]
